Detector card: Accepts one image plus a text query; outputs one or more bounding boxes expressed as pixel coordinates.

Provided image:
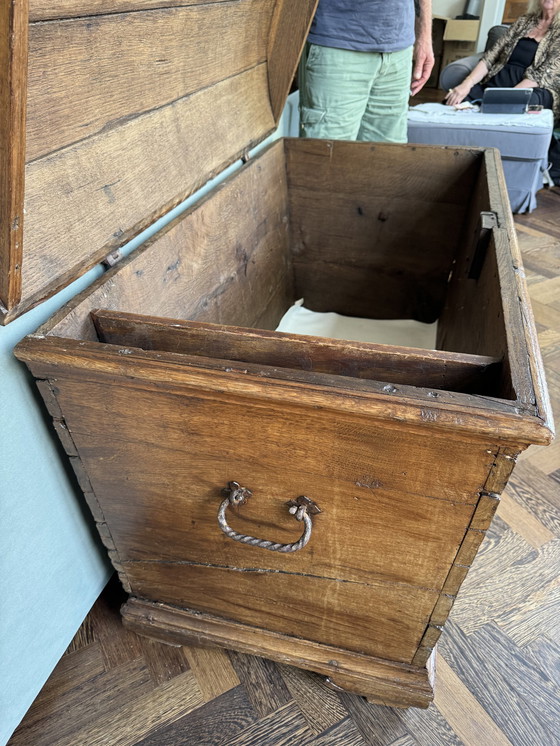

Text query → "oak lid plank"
[2,1,317,322]
[26,2,272,161]
[28,0,228,22]
[267,0,317,121]
[17,141,290,334]
[0,0,28,312]
[18,64,275,319]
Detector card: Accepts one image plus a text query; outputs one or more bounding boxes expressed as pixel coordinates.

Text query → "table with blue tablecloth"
[408,104,554,213]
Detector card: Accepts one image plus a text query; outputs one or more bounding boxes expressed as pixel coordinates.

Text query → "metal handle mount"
[218,481,321,553]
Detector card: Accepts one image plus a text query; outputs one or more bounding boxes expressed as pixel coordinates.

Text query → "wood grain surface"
[12,319,529,694]
[502,0,527,23]
[285,139,482,323]
[21,348,502,664]
[437,166,506,363]
[92,310,503,394]
[38,142,291,341]
[125,563,438,663]
[9,186,559,746]
[17,140,551,450]
[28,0,229,22]
[61,432,479,589]
[437,153,548,416]
[3,0,318,322]
[20,350,503,498]
[0,0,27,311]
[21,63,275,312]
[26,1,272,161]
[267,0,317,121]
[20,333,548,445]
[121,599,436,707]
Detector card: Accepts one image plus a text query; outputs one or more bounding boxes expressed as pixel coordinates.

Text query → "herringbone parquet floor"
[8,192,560,746]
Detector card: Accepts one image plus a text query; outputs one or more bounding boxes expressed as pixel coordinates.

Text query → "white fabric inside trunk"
[276,300,438,350]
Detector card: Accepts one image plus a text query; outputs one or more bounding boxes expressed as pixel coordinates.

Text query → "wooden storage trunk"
[12,0,553,709]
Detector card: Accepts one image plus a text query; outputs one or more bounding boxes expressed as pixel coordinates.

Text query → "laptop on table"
[480,87,533,114]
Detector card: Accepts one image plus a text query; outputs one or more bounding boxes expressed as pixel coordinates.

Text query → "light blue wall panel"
[0,267,109,746]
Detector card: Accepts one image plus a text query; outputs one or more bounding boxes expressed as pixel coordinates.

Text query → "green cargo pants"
[298,43,413,143]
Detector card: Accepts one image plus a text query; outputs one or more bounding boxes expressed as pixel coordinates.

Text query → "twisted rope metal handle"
[218,482,321,553]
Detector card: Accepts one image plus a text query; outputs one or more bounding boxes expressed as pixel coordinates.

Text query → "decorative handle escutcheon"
[218,481,321,553]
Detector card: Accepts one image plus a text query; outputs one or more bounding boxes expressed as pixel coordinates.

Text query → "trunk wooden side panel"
[27,360,504,665]
[17,335,550,445]
[285,139,482,323]
[65,430,479,589]
[123,561,438,663]
[122,599,436,708]
[53,375,495,504]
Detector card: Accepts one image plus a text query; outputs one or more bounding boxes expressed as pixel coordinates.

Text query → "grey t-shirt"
[307,0,416,53]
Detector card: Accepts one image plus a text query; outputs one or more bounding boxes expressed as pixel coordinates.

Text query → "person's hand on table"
[444,81,472,107]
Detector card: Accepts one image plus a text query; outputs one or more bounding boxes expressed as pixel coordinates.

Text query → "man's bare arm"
[411,0,434,96]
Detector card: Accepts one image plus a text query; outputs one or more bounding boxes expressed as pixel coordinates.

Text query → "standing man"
[299,0,434,143]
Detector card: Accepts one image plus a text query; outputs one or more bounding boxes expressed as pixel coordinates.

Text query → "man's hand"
[411,37,435,96]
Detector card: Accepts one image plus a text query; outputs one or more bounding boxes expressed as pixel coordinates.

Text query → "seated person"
[444,0,560,119]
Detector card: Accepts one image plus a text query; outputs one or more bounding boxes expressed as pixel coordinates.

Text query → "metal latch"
[468,211,498,280]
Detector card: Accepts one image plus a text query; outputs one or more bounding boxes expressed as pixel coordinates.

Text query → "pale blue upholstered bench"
[407,103,553,213]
